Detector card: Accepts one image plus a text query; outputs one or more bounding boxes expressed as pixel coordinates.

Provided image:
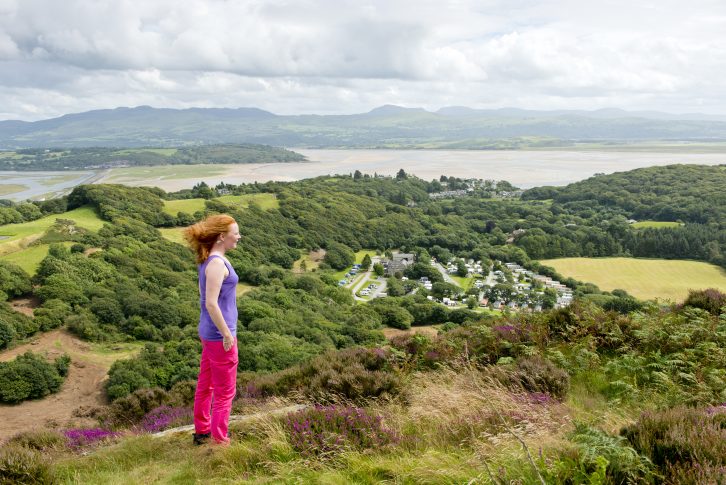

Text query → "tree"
[396,169,408,180]
[323,242,355,270]
[466,296,478,309]
[361,254,372,271]
[431,282,459,300]
[373,263,385,277]
[353,170,363,180]
[456,259,468,277]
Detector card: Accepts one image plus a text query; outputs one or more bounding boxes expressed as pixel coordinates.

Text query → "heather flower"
[526,392,555,405]
[137,406,192,433]
[284,405,398,457]
[64,428,118,449]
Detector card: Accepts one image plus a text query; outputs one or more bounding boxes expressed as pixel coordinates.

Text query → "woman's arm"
[205,258,234,351]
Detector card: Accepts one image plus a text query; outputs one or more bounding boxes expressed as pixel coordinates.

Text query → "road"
[434,262,459,286]
[349,256,386,301]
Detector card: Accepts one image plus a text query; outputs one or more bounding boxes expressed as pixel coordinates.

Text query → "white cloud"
[1,0,726,120]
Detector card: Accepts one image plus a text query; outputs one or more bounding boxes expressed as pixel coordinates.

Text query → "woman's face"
[221,222,241,250]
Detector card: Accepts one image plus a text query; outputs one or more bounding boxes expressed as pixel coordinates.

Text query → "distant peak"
[366,105,427,115]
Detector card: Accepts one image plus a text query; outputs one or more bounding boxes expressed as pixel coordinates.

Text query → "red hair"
[183,214,237,264]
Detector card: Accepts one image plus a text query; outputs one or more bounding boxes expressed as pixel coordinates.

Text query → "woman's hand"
[222,334,234,352]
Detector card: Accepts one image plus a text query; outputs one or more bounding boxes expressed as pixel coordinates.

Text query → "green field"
[158,227,186,245]
[162,193,279,215]
[331,249,377,281]
[630,221,683,229]
[0,206,105,255]
[0,242,74,274]
[540,257,726,301]
[0,184,28,196]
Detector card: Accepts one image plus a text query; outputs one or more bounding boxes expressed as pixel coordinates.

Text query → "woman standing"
[184,214,241,446]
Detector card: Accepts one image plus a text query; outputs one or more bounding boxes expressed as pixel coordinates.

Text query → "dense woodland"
[1,164,725,482]
[0,144,304,171]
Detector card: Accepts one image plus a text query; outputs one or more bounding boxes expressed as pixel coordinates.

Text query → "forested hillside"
[0,144,305,171]
[522,164,726,268]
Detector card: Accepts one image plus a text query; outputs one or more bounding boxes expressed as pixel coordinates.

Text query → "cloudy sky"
[1,0,726,121]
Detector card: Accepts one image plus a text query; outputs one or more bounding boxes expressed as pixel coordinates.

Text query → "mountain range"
[3,105,726,149]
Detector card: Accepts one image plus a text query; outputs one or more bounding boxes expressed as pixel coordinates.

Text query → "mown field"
[162,193,279,215]
[630,220,683,229]
[540,257,726,301]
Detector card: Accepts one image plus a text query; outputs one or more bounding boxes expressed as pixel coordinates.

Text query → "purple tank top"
[198,255,238,341]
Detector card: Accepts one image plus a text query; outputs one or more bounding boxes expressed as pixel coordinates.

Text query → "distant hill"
[3,105,726,148]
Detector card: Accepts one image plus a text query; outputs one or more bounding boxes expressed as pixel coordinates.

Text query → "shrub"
[6,430,65,451]
[284,405,398,457]
[621,405,726,483]
[0,445,54,484]
[98,387,171,428]
[136,405,192,433]
[64,428,118,450]
[489,355,570,400]
[681,288,726,315]
[241,347,402,403]
[0,352,66,404]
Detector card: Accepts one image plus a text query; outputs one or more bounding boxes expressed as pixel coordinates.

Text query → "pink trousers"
[193,339,238,444]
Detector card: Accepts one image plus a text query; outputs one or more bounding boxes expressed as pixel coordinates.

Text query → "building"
[385,253,415,276]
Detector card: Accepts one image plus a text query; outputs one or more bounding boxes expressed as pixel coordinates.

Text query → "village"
[339,252,574,312]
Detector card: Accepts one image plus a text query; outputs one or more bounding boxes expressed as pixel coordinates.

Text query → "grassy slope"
[0,242,74,274]
[540,257,726,300]
[161,194,279,216]
[0,206,105,256]
[48,368,626,484]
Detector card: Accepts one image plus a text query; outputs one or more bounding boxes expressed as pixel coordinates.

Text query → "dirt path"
[8,295,40,317]
[0,329,138,440]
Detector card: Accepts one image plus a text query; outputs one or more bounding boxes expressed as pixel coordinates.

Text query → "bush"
[681,288,726,315]
[0,445,54,484]
[241,347,401,403]
[6,430,65,451]
[284,405,398,457]
[0,352,66,404]
[489,355,570,400]
[64,428,118,450]
[137,406,192,433]
[621,405,726,483]
[98,387,171,428]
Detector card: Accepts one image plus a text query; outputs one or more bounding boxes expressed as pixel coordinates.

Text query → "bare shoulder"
[205,256,229,278]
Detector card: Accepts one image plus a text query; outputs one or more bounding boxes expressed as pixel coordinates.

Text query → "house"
[385,253,415,276]
[492,300,503,310]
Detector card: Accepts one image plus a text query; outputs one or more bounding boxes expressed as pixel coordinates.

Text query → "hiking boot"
[192,432,211,446]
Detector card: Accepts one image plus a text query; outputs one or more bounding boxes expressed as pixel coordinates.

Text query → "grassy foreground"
[3,296,725,484]
[540,257,726,300]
